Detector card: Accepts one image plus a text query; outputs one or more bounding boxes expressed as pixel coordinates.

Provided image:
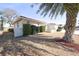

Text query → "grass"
[0,32,79,56]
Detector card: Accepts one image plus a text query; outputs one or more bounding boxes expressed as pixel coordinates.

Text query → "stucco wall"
[45,24,58,33]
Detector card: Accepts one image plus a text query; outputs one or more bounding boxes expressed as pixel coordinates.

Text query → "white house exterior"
[45,23,58,33]
[13,16,46,37]
[45,23,66,33]
[74,26,79,35]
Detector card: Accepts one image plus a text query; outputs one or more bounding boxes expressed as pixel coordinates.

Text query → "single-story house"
[45,23,58,33]
[13,16,46,37]
[13,16,46,26]
[74,26,79,35]
[76,26,79,30]
[45,23,65,33]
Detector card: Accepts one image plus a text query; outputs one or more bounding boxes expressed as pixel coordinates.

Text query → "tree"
[36,3,79,42]
[0,16,4,30]
[0,11,4,30]
[2,8,18,27]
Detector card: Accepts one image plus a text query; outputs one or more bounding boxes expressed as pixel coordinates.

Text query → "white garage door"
[14,24,23,37]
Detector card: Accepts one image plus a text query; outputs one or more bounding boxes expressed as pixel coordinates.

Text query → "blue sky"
[0,3,79,26]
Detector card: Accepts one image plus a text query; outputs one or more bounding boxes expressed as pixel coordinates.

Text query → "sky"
[0,3,79,26]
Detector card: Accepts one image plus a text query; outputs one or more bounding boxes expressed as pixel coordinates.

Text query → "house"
[13,16,46,37]
[45,23,65,33]
[45,23,58,33]
[76,26,79,30]
[13,16,45,26]
[73,26,79,35]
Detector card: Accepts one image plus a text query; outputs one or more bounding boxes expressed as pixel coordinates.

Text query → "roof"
[13,16,46,24]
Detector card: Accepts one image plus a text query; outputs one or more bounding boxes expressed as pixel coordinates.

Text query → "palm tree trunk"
[63,11,77,42]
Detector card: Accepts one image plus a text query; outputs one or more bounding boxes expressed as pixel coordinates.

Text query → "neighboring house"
[74,26,79,35]
[45,23,58,33]
[76,26,79,30]
[13,16,46,37]
[45,23,65,33]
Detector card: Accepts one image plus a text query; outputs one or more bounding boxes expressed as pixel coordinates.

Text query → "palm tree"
[36,3,79,42]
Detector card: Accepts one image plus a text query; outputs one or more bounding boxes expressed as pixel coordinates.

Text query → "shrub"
[31,25,37,34]
[31,25,41,34]
[36,26,40,33]
[23,24,32,36]
[39,26,45,32]
[8,28,14,32]
[57,26,63,32]
[23,24,45,36]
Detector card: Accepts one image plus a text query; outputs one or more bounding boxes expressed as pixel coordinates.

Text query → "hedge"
[23,24,32,36]
[57,26,63,32]
[23,24,45,36]
[8,28,14,33]
[31,25,37,34]
[39,26,45,32]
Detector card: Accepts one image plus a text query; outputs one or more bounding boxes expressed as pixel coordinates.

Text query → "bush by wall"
[23,24,45,36]
[8,28,14,32]
[39,26,45,32]
[31,25,37,34]
[57,26,63,32]
[37,26,40,33]
[23,24,32,36]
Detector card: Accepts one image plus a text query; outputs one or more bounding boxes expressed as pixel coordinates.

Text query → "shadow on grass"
[15,40,57,56]
[14,36,77,54]
[0,32,79,55]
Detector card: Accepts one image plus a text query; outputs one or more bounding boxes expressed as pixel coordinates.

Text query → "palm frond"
[37,3,79,19]
[55,4,64,17]
[42,4,54,17]
[37,3,65,19]
[36,3,46,14]
[49,3,61,19]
